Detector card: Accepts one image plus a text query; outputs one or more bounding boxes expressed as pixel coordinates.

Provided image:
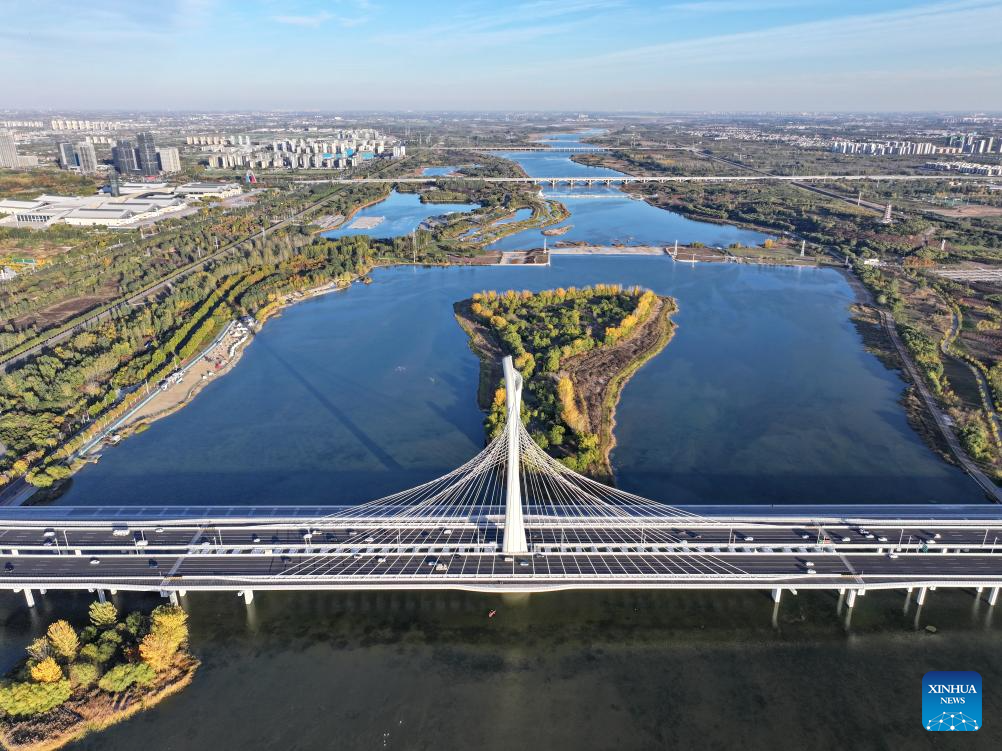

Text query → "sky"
[1,0,1001,112]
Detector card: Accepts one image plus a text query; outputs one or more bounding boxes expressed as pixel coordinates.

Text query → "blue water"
[321,190,475,239]
[495,207,533,225]
[490,132,768,251]
[55,133,980,507]
[422,166,459,176]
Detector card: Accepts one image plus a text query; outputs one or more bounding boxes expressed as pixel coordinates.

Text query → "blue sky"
[2,0,1001,111]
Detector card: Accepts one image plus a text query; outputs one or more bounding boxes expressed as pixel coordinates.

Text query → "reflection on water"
[1,589,999,750]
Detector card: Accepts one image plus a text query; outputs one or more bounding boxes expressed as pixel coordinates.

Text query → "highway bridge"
[3,358,1001,607]
[296,174,991,187]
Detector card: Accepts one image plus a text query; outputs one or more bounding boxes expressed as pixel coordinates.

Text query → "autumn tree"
[46,620,79,661]
[29,657,63,684]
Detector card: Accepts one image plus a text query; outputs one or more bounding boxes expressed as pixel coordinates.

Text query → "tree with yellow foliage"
[46,620,79,661]
[557,377,586,433]
[30,657,63,684]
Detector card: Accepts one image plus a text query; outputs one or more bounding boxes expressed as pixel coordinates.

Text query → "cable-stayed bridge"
[2,358,1001,609]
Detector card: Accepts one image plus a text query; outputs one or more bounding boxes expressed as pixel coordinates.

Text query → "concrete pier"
[916,587,927,605]
[846,590,857,608]
[242,590,254,605]
[989,587,999,606]
[22,589,34,608]
[772,588,782,603]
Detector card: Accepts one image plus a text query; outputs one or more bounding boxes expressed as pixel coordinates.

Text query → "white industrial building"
[0,181,242,228]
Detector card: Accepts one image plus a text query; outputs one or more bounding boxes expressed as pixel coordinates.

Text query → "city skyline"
[2,0,1002,112]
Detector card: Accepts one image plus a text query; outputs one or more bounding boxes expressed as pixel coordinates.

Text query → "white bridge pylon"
[502,356,527,554]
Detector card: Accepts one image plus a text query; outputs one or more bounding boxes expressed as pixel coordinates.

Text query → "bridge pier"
[22,589,35,608]
[97,589,106,604]
[989,587,999,606]
[168,591,179,606]
[771,588,782,603]
[241,590,254,606]
[846,589,857,609]
[916,587,927,605]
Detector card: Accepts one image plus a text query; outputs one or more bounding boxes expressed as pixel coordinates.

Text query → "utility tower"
[502,356,528,554]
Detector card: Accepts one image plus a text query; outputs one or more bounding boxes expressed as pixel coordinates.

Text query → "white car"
[877,536,888,543]
[840,536,851,543]
[888,552,899,559]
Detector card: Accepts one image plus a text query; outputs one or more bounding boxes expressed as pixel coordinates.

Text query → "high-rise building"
[74,142,98,174]
[136,131,159,175]
[0,129,19,169]
[58,142,77,170]
[112,139,139,174]
[157,146,181,173]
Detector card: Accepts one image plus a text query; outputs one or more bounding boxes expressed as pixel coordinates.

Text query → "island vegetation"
[0,602,196,751]
[455,285,677,479]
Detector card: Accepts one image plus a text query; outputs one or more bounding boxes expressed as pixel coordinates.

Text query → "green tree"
[69,662,99,687]
[89,600,119,629]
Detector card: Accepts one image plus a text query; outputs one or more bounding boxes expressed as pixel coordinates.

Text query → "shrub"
[69,662,99,687]
[98,663,157,693]
[0,680,72,717]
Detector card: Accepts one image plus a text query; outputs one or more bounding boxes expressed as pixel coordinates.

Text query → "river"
[17,131,998,750]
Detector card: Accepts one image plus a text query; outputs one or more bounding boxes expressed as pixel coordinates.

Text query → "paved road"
[2,512,1000,593]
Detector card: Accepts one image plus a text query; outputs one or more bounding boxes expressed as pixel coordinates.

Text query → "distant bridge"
[296,174,991,187]
[2,358,1001,609]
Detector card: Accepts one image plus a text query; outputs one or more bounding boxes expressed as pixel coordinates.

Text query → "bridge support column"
[989,587,999,606]
[846,590,857,609]
[109,589,117,596]
[976,586,984,595]
[179,589,187,597]
[501,356,527,555]
[771,588,782,603]
[242,590,254,606]
[916,587,927,606]
[168,592,179,606]
[22,589,35,608]
[97,590,106,604]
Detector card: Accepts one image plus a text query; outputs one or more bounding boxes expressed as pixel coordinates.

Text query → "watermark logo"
[923,671,981,731]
